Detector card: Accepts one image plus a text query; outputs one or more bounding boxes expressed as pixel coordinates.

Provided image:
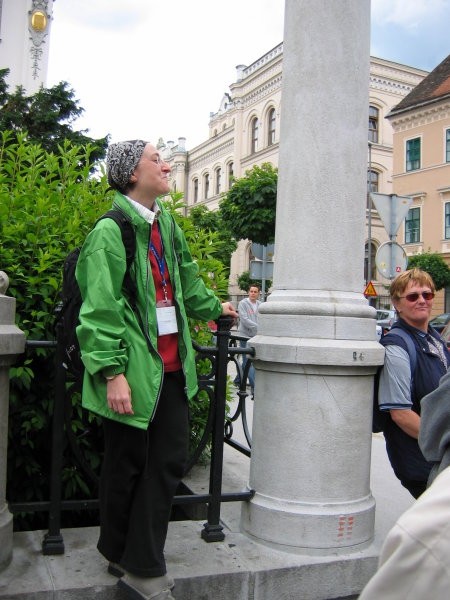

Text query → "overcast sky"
[47,0,450,150]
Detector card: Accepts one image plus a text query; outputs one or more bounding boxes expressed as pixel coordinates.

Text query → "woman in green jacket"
[76,140,237,600]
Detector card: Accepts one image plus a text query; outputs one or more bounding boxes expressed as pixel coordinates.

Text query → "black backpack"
[56,210,136,385]
[372,328,417,433]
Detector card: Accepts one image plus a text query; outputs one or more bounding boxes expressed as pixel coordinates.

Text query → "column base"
[0,504,13,572]
[241,490,375,555]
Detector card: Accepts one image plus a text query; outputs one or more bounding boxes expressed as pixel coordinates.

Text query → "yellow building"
[388,53,450,315]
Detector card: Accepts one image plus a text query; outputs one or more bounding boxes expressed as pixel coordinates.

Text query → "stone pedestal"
[240,0,384,553]
[0,272,26,571]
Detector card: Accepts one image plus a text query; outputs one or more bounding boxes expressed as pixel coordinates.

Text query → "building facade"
[388,54,450,314]
[0,0,54,94]
[161,43,427,301]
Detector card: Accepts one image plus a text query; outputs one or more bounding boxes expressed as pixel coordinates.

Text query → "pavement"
[0,386,414,600]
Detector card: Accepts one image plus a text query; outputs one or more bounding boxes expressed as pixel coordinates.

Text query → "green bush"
[1,132,232,530]
[1,131,111,529]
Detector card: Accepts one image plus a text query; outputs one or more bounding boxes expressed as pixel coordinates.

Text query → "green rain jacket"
[75,193,222,429]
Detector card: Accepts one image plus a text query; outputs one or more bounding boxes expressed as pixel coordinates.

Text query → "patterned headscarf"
[106,140,148,192]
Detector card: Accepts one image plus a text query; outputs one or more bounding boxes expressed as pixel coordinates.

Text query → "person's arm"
[171,218,236,320]
[379,344,418,437]
[390,409,420,439]
[75,221,130,377]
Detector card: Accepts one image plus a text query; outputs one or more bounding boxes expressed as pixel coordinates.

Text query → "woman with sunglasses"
[378,268,450,498]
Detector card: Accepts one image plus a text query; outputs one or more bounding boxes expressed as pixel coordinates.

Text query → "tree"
[0,68,108,166]
[189,204,237,268]
[407,252,450,290]
[219,162,277,245]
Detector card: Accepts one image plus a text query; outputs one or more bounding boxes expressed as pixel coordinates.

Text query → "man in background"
[236,284,261,397]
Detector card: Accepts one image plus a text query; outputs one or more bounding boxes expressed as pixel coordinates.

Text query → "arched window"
[204,173,210,199]
[369,105,379,143]
[364,241,377,282]
[215,167,222,195]
[193,178,198,203]
[228,162,234,189]
[250,117,259,154]
[267,108,276,146]
[368,169,379,193]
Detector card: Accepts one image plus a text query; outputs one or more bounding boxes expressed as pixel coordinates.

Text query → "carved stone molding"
[28,0,52,80]
[390,102,450,132]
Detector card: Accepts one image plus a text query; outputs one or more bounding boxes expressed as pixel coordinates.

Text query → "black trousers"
[97,370,189,577]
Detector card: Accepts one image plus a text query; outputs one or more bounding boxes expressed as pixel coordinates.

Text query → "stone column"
[241,0,384,553]
[0,272,26,571]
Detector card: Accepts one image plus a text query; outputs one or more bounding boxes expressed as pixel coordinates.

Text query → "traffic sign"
[251,243,275,260]
[375,241,408,280]
[364,281,377,297]
[250,260,274,280]
[370,193,413,237]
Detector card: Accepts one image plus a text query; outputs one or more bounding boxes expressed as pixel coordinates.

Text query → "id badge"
[156,301,178,335]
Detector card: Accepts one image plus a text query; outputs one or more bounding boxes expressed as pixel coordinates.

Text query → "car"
[429,313,450,334]
[376,324,382,341]
[439,321,450,349]
[376,309,397,334]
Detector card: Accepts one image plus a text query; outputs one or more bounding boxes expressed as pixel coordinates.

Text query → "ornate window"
[267,108,276,146]
[193,178,198,203]
[215,167,222,195]
[405,207,420,243]
[228,162,234,189]
[406,137,421,172]
[203,173,210,199]
[364,241,377,282]
[368,105,379,143]
[368,169,379,193]
[250,117,259,154]
[446,128,450,163]
[445,202,450,239]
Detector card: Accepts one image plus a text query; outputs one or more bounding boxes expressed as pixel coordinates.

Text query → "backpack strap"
[98,210,152,352]
[97,209,137,307]
[372,328,418,433]
[383,328,417,377]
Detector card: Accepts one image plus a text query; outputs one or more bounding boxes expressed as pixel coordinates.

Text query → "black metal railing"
[8,317,255,554]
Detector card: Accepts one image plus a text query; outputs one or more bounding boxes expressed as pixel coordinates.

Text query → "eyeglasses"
[150,155,165,166]
[399,291,435,302]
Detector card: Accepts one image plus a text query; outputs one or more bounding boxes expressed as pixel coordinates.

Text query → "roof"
[389,53,450,116]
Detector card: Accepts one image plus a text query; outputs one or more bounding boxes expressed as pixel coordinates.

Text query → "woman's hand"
[106,374,133,414]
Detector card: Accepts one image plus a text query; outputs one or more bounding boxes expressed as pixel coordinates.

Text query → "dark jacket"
[381,319,450,483]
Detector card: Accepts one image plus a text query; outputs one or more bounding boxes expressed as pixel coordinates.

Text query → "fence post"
[0,272,26,571]
[201,316,233,542]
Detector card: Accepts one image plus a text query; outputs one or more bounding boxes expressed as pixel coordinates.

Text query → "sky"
[46,0,450,151]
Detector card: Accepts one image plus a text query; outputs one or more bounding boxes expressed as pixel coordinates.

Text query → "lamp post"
[367,142,373,287]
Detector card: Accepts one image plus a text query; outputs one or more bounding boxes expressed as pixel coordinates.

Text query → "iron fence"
[8,317,255,554]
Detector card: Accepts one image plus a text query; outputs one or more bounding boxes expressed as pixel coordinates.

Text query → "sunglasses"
[399,291,435,302]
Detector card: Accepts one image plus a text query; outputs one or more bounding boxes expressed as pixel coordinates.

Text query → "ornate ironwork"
[9,316,256,553]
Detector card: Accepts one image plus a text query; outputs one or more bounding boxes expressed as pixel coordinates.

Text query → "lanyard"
[149,229,169,301]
